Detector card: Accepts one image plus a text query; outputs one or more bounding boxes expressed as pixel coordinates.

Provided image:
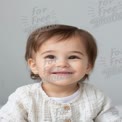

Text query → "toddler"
[0,24,121,122]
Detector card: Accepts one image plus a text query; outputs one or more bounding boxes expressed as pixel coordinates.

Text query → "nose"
[55,58,70,68]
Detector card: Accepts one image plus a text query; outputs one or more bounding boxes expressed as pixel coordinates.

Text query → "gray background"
[0,0,122,105]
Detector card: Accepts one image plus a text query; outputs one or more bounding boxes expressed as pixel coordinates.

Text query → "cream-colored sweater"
[0,82,121,122]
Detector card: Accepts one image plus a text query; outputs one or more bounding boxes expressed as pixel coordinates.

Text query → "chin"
[50,80,77,86]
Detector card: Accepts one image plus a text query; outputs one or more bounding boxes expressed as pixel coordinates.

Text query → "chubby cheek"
[37,63,54,77]
[71,61,88,73]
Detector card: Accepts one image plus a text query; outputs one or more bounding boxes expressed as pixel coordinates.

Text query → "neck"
[41,82,79,98]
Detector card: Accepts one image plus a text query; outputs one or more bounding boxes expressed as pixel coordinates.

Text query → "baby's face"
[28,36,92,86]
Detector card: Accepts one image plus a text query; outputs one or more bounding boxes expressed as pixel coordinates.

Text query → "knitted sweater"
[0,82,121,122]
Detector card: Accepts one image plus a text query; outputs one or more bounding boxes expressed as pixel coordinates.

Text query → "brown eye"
[44,55,55,59]
[69,55,80,59]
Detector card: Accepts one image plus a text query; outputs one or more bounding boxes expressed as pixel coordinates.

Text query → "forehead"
[38,36,87,54]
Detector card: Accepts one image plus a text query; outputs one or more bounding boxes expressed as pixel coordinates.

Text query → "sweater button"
[63,105,70,110]
[64,119,71,122]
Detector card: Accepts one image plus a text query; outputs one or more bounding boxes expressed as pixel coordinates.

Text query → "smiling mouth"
[49,72,73,80]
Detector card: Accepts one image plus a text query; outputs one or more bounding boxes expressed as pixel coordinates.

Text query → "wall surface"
[0,0,122,105]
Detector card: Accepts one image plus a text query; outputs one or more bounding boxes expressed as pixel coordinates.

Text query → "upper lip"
[51,71,73,74]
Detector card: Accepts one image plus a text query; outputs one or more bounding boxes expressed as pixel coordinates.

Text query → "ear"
[86,63,92,74]
[27,58,38,74]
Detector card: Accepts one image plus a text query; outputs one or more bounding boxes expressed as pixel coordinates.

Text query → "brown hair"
[25,24,97,81]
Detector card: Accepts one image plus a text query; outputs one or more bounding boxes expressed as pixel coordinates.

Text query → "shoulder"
[79,82,112,114]
[79,82,102,92]
[79,82,108,102]
[15,82,40,92]
[0,83,40,121]
[8,82,41,101]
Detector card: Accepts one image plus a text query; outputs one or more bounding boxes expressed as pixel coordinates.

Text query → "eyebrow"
[41,50,84,56]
